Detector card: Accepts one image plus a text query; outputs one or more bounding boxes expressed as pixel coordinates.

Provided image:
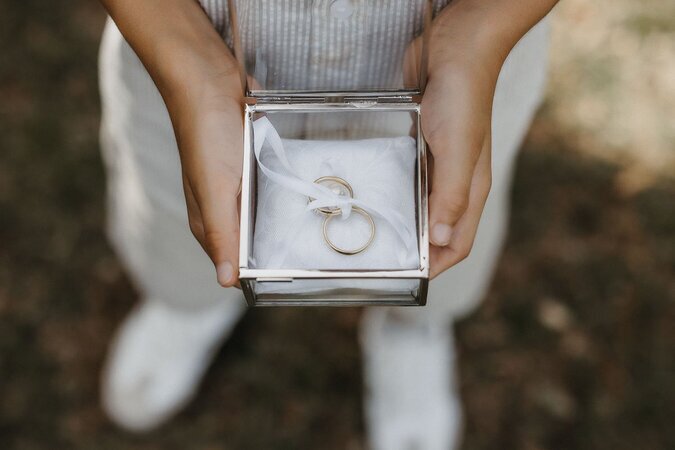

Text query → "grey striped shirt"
[198,0,449,91]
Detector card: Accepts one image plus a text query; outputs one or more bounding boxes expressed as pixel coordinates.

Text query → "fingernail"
[216,262,234,287]
[431,223,452,246]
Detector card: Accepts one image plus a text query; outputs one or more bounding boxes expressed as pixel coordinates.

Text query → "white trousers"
[99,17,550,325]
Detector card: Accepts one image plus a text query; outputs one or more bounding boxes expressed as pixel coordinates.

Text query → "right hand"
[403,0,557,279]
[99,0,247,287]
[168,71,245,288]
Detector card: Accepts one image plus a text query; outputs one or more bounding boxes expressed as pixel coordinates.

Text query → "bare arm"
[422,0,558,277]
[100,0,243,287]
[101,0,558,286]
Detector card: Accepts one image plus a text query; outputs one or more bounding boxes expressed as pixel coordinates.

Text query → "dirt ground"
[0,1,673,449]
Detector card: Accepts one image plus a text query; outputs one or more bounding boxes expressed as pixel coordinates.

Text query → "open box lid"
[227,0,433,100]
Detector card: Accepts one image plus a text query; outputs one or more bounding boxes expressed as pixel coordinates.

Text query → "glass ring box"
[231,0,433,306]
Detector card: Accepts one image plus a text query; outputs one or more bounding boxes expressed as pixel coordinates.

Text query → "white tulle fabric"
[251,117,419,271]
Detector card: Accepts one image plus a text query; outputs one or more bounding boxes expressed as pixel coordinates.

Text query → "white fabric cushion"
[252,132,419,272]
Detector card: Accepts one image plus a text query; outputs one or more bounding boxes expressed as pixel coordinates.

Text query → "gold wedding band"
[322,206,376,255]
[308,176,354,216]
[310,176,376,255]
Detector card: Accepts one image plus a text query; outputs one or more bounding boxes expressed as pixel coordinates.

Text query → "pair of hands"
[103,0,557,288]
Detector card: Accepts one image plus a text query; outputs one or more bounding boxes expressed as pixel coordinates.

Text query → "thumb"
[425,118,487,247]
[196,176,241,287]
[422,69,491,247]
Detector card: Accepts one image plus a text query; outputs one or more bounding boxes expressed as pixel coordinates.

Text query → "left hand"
[408,0,558,278]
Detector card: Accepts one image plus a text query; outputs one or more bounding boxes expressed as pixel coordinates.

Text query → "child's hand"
[171,77,244,288]
[101,0,245,287]
[414,0,557,278]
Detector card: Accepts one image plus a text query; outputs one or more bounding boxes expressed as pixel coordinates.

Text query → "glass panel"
[229,0,431,94]
[249,278,423,306]
[247,108,421,272]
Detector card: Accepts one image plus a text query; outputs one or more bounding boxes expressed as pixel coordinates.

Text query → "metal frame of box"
[229,0,433,306]
[238,98,429,306]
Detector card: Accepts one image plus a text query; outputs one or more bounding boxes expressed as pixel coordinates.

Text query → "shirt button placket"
[329,0,354,19]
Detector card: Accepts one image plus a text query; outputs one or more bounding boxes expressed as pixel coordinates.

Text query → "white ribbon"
[252,116,416,265]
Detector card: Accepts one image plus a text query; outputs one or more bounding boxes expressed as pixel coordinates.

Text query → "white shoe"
[360,309,462,450]
[101,298,245,432]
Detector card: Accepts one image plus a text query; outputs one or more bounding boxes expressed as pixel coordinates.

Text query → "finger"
[430,134,492,278]
[247,75,263,91]
[178,107,243,288]
[183,167,241,289]
[192,172,241,288]
[184,175,242,289]
[183,173,206,244]
[403,36,423,89]
[403,37,424,136]
[424,73,490,247]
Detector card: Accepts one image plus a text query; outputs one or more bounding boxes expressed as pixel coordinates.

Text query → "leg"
[98,20,246,431]
[361,17,551,450]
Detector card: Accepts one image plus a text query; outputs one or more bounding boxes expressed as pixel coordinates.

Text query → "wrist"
[153,36,243,108]
[427,0,556,77]
[104,0,244,104]
[427,4,508,76]
[156,39,244,150]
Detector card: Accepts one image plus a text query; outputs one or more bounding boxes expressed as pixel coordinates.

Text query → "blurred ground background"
[0,0,673,449]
